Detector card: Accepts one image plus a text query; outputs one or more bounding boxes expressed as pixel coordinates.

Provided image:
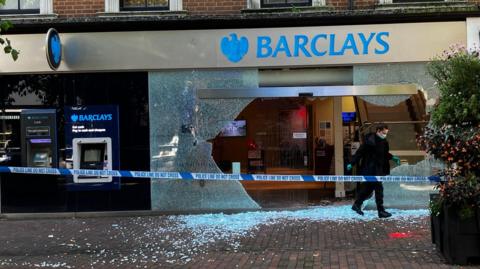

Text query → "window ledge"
[97,10,187,18]
[0,13,57,20]
[375,0,477,11]
[242,6,333,14]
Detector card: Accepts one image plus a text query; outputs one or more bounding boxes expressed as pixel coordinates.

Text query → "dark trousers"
[354,182,385,211]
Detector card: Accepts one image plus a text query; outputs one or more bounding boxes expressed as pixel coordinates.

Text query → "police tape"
[0,166,442,182]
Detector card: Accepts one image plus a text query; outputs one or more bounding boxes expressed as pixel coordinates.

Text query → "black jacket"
[351,132,393,176]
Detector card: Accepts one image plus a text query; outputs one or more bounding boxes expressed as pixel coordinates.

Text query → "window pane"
[392,0,441,2]
[123,0,146,8]
[20,0,40,9]
[0,0,19,10]
[288,0,310,3]
[262,0,311,6]
[263,0,286,4]
[147,0,168,7]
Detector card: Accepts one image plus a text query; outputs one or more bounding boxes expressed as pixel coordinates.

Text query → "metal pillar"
[334,97,345,198]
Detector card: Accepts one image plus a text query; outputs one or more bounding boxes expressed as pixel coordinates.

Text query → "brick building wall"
[354,0,377,9]
[326,0,377,10]
[327,0,350,10]
[54,0,104,17]
[183,0,246,14]
[50,0,480,18]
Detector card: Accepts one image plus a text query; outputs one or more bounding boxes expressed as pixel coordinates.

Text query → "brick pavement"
[0,208,478,269]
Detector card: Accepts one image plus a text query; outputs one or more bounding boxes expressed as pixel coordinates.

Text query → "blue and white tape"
[0,166,441,182]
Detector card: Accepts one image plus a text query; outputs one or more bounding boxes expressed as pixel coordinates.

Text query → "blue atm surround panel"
[64,105,120,191]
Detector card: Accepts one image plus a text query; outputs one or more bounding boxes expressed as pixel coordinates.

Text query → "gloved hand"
[392,156,401,165]
[346,164,353,171]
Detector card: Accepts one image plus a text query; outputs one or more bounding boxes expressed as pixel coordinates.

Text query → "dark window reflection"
[0,73,150,213]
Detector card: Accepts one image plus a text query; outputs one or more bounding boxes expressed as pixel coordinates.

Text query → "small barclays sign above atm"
[220,31,390,63]
[70,113,113,122]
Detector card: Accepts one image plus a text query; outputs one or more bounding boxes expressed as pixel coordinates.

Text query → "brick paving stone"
[0,211,479,268]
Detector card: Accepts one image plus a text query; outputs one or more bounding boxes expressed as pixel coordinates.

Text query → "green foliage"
[0,1,19,61]
[427,46,480,127]
[417,124,480,176]
[429,196,442,217]
[440,174,480,219]
[421,45,480,219]
[429,174,479,220]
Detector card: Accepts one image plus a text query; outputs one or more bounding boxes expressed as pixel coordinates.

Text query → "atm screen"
[80,145,105,170]
[32,152,49,167]
[84,149,102,162]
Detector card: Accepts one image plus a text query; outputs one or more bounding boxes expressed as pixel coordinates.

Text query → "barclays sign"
[70,114,113,122]
[220,31,390,63]
[0,22,465,72]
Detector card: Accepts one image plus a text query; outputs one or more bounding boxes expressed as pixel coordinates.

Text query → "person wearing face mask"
[346,123,401,218]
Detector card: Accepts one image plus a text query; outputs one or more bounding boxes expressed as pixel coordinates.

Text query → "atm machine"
[20,109,58,168]
[73,137,112,183]
[64,105,120,190]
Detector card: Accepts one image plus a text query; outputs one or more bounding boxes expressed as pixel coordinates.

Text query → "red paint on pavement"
[389,232,413,239]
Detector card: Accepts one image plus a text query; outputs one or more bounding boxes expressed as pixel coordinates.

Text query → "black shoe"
[378,210,392,218]
[351,204,364,216]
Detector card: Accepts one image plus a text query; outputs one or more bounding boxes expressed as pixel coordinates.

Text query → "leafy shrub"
[427,45,480,126]
[419,45,480,219]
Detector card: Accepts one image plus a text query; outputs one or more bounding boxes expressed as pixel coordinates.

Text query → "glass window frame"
[0,0,40,14]
[391,0,443,3]
[120,0,170,11]
[260,0,312,8]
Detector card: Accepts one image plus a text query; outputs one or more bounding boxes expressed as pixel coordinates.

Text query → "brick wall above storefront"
[6,0,480,19]
[327,0,351,10]
[354,0,376,9]
[54,0,104,17]
[183,0,246,14]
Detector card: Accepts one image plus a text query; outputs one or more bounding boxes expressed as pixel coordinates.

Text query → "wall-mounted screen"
[342,112,356,123]
[219,120,247,137]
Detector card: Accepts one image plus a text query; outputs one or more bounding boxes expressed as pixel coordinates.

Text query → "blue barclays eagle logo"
[70,114,78,122]
[51,34,61,64]
[221,33,248,63]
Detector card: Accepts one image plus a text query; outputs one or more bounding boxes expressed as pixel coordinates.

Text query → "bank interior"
[210,91,427,206]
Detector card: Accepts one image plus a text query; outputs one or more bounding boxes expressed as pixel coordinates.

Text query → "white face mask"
[377,133,387,139]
